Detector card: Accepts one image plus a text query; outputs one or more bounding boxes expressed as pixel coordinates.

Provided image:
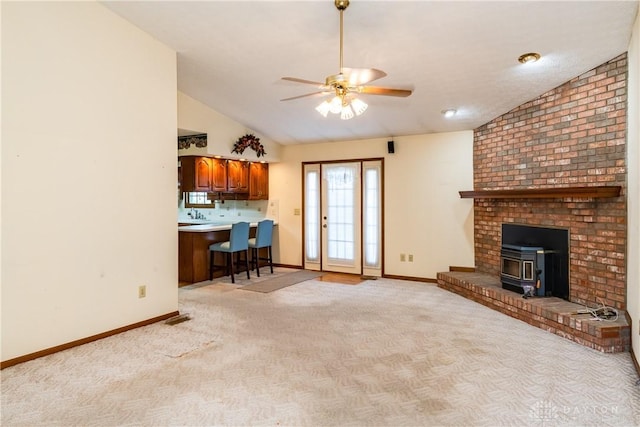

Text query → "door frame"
[302,157,385,275]
[321,161,362,274]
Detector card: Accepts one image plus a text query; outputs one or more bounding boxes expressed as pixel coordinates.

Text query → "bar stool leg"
[229,252,235,284]
[244,249,250,279]
[210,251,214,281]
[254,248,261,277]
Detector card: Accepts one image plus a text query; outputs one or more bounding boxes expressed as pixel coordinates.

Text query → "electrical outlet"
[408,254,414,262]
[400,253,406,262]
[138,285,146,299]
[294,208,301,216]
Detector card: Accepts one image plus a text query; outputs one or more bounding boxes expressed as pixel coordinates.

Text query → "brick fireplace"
[438,53,629,352]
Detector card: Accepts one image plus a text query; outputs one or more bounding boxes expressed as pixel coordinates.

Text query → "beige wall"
[178,92,281,162]
[1,2,178,361]
[176,91,476,278]
[270,133,475,278]
[627,11,640,366]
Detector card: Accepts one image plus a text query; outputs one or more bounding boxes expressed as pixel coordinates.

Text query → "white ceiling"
[102,0,638,145]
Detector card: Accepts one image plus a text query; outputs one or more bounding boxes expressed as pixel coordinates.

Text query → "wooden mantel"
[459,185,622,199]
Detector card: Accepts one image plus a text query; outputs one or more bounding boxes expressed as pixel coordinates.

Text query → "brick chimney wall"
[473,53,628,310]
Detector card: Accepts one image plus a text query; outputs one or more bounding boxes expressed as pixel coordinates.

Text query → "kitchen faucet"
[188,208,207,220]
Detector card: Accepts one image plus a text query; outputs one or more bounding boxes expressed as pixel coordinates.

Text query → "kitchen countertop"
[178,220,276,233]
[178,219,216,225]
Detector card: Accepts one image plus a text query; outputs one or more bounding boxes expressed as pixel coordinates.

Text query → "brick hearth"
[438,271,630,353]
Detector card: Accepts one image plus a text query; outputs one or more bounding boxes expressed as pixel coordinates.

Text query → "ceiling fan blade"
[359,86,413,97]
[342,68,387,85]
[280,91,329,102]
[282,77,325,86]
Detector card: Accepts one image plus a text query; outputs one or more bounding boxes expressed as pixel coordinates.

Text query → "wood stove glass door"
[502,258,521,279]
[523,261,534,280]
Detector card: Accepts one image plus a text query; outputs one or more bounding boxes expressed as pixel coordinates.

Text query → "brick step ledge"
[437,271,630,353]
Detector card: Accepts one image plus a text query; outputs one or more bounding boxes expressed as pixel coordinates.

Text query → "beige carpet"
[1,268,639,426]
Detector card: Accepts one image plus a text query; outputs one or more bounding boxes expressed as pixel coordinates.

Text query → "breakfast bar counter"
[178,221,273,284]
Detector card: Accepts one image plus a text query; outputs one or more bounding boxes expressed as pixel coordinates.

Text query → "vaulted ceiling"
[102,1,638,145]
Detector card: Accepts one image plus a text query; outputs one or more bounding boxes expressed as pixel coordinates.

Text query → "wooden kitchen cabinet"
[180,156,227,193]
[180,156,266,198]
[210,158,227,192]
[227,160,249,193]
[249,162,269,200]
[180,156,213,192]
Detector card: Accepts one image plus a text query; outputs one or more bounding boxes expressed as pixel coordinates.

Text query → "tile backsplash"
[178,198,274,223]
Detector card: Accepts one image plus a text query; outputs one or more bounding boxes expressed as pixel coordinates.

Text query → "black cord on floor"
[582,298,619,322]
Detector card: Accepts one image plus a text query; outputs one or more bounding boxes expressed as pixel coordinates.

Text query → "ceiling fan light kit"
[329,96,343,114]
[315,94,369,119]
[341,105,355,120]
[281,0,412,120]
[350,98,368,115]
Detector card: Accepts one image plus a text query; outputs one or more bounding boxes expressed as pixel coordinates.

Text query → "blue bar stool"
[209,222,250,283]
[248,219,274,277]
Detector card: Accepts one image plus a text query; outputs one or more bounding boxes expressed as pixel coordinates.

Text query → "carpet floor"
[1,268,639,426]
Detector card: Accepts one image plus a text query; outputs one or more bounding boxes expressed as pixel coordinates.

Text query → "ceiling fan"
[280,0,412,119]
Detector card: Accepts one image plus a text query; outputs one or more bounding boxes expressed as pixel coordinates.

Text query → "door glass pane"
[305,169,320,262]
[324,165,356,262]
[363,166,380,267]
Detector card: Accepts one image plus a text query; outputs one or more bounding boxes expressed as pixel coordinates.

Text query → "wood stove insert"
[501,224,569,300]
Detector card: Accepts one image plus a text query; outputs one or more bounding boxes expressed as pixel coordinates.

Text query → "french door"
[303,160,382,276]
